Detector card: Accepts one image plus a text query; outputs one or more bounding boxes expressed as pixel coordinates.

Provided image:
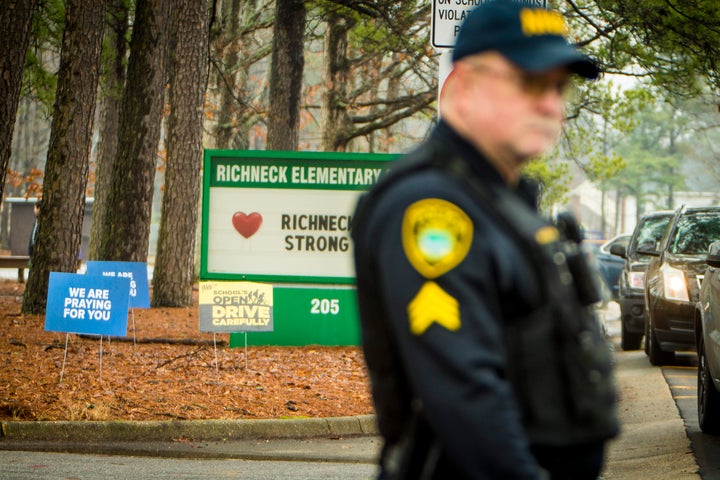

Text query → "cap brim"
[502,38,600,80]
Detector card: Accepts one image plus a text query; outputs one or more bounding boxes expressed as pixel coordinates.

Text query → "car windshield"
[669,213,720,255]
[633,216,671,252]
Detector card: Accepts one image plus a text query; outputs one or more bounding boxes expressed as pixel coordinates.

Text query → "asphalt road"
[1,450,379,479]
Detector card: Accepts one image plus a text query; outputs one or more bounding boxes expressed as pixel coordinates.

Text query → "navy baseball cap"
[452,0,600,79]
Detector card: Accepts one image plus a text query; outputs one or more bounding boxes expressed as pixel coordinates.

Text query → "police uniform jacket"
[352,121,618,479]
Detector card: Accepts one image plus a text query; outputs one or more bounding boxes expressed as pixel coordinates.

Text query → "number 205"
[310,298,340,315]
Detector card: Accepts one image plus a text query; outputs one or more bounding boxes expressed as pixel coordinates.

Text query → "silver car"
[696,240,720,433]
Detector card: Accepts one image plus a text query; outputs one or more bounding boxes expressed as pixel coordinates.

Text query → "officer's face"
[452,52,570,170]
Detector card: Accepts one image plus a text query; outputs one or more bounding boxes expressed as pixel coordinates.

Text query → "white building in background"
[561,180,720,241]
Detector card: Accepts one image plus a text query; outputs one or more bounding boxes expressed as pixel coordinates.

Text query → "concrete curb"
[0,415,378,442]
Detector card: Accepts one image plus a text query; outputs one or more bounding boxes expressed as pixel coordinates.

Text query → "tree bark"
[213,0,241,149]
[0,0,37,201]
[266,0,306,151]
[22,0,107,313]
[88,0,129,260]
[152,0,209,307]
[320,12,353,152]
[96,0,171,262]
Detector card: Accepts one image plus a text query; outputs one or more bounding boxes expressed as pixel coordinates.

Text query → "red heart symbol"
[232,212,263,238]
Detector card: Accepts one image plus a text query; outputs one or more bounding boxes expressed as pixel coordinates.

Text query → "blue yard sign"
[85,261,150,309]
[45,272,131,336]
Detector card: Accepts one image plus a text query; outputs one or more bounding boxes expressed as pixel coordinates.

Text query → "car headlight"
[662,264,689,302]
[628,271,645,290]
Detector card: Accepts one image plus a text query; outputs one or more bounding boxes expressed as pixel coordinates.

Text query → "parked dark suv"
[643,206,720,365]
[610,211,673,351]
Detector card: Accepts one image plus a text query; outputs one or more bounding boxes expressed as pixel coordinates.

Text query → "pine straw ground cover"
[0,279,373,422]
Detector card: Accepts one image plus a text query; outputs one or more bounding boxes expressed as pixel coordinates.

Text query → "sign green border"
[201,149,397,284]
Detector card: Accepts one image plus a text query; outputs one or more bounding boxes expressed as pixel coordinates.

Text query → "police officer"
[352,1,619,479]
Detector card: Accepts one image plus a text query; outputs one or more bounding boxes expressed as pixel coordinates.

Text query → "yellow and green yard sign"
[200,150,396,346]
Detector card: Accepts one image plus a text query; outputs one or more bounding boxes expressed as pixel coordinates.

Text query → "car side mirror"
[636,242,659,256]
[609,243,627,258]
[707,241,720,268]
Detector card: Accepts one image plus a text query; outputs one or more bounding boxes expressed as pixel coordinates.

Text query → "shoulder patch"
[402,198,473,278]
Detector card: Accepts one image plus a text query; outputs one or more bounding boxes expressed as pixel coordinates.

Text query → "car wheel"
[621,320,642,351]
[647,320,674,366]
[698,336,720,433]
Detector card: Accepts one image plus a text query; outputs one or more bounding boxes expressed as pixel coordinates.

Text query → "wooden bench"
[0,255,30,283]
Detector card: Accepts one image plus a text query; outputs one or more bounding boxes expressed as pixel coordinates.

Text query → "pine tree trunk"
[0,0,37,201]
[320,12,353,152]
[88,0,129,260]
[213,0,241,149]
[96,0,171,262]
[22,0,106,313]
[266,0,306,151]
[379,53,401,152]
[151,0,209,307]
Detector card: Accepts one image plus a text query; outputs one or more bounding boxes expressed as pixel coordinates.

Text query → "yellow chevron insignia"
[534,226,559,245]
[407,281,460,335]
[402,198,473,279]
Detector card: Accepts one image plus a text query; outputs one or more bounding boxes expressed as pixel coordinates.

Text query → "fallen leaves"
[0,279,373,421]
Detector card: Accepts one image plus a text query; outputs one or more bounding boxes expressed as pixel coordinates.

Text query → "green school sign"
[201,150,396,346]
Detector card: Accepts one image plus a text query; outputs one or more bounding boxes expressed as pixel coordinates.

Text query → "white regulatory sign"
[432,0,547,49]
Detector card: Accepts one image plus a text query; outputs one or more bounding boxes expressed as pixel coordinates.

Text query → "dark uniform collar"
[429,121,540,210]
